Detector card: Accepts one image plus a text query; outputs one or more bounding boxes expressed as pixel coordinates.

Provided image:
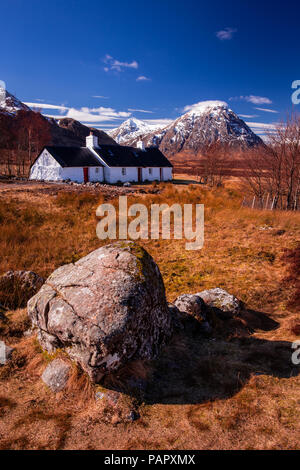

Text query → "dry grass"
[0,180,299,449]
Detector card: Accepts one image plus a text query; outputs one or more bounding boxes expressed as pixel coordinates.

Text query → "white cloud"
[93,123,118,129]
[40,102,132,125]
[229,95,272,104]
[103,54,138,72]
[144,118,173,128]
[80,106,130,117]
[136,75,151,81]
[245,96,272,104]
[128,108,153,113]
[239,114,258,118]
[246,121,277,135]
[24,102,68,111]
[63,106,131,123]
[92,95,109,99]
[246,121,278,141]
[216,27,237,40]
[183,100,228,113]
[254,107,279,113]
[246,121,276,129]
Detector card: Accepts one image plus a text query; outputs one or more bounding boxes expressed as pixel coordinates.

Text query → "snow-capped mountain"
[0,89,30,113]
[109,118,163,144]
[110,101,263,154]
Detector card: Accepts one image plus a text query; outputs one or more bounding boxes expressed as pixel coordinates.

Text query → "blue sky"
[1,0,299,135]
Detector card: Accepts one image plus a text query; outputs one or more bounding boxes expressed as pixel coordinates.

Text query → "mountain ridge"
[0,90,117,147]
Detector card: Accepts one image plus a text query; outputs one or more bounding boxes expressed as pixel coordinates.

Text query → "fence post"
[271,196,275,210]
[265,193,269,210]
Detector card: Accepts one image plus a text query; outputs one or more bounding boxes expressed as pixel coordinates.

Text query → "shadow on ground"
[172,178,201,185]
[105,309,299,406]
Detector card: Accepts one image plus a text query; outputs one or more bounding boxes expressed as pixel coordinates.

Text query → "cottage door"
[83,167,89,183]
[138,168,142,182]
[160,168,163,181]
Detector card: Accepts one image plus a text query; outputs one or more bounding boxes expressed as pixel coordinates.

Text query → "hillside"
[49,117,117,147]
[0,90,117,148]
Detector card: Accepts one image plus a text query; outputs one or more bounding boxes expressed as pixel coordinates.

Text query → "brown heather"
[0,179,299,450]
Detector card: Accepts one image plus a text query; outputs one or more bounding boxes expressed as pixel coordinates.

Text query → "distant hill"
[48,117,117,147]
[0,90,117,147]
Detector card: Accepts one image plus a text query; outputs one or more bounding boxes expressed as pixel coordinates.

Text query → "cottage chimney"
[137,140,145,151]
[86,131,99,149]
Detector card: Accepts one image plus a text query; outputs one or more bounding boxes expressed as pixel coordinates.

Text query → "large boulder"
[28,242,173,383]
[0,270,44,309]
[196,288,242,319]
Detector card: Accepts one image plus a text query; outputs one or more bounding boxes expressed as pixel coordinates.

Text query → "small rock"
[128,410,140,422]
[24,327,35,337]
[41,359,70,392]
[95,391,106,401]
[174,294,207,323]
[0,340,14,365]
[123,182,131,187]
[196,288,242,318]
[95,389,120,407]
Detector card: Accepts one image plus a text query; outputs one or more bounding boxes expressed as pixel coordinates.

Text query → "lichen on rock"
[196,288,243,318]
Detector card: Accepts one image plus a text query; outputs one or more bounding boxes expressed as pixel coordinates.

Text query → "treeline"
[242,113,300,210]
[0,110,51,177]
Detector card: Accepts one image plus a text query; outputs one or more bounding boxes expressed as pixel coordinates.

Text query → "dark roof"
[94,145,173,168]
[37,144,172,168]
[44,146,104,167]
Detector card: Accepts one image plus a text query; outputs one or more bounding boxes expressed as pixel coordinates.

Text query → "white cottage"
[29,133,173,183]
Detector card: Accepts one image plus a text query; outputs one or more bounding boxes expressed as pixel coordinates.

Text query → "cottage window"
[149,168,152,175]
[95,167,99,173]
[122,168,126,175]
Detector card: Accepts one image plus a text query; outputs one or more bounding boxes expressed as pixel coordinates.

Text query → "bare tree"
[201,141,228,187]
[0,110,51,177]
[242,113,300,210]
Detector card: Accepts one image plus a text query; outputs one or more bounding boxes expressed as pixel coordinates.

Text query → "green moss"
[114,241,152,283]
[128,243,152,282]
[35,343,68,364]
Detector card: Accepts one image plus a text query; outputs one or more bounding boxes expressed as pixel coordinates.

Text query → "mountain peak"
[121,117,146,130]
[110,117,161,144]
[0,89,30,113]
